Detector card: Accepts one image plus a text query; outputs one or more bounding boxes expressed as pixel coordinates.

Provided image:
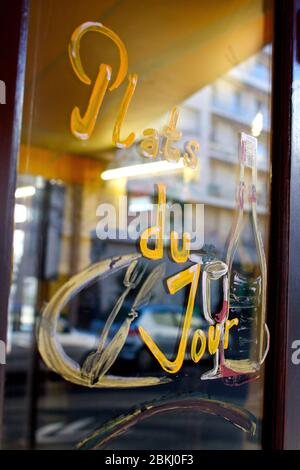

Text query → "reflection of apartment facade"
[178,45,271,253]
[9,47,272,329]
[125,46,271,257]
[89,46,272,263]
[90,47,272,315]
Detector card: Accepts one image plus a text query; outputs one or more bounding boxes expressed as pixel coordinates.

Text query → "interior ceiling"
[22,0,272,157]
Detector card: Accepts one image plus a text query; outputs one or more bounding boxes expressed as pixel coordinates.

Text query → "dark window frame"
[263,0,300,450]
[0,0,29,445]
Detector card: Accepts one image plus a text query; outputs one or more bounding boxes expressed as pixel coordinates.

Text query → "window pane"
[4,0,273,450]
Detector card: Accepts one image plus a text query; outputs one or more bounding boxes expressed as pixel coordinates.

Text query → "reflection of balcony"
[209,142,269,172]
[251,64,269,81]
[208,182,235,201]
[207,182,222,197]
[227,67,271,94]
[202,192,267,214]
[210,102,270,132]
[209,142,237,162]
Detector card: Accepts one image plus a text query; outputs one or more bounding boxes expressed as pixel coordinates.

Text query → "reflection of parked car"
[7,304,209,375]
[92,303,209,371]
[6,322,99,374]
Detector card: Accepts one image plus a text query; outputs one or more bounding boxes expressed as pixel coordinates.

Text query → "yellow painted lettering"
[162,107,182,162]
[191,329,206,363]
[69,22,128,140]
[140,128,159,158]
[112,73,138,148]
[140,184,166,260]
[170,231,190,263]
[208,324,222,355]
[71,64,111,140]
[183,140,200,169]
[139,263,201,373]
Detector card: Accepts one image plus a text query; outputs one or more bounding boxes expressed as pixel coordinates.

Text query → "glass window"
[4,0,273,450]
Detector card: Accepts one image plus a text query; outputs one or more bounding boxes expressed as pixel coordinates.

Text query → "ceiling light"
[101,159,185,181]
[14,204,27,223]
[251,112,263,137]
[15,186,36,199]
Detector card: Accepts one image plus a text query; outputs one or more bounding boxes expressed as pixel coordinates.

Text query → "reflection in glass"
[4,1,272,451]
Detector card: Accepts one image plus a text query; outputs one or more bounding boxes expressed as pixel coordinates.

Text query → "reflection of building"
[9,46,272,332]
[190,45,271,251]
[126,46,271,255]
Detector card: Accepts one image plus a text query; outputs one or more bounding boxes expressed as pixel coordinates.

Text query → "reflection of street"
[3,364,262,450]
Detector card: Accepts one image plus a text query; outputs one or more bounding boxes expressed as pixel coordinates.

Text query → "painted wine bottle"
[201,132,269,383]
[222,132,269,382]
